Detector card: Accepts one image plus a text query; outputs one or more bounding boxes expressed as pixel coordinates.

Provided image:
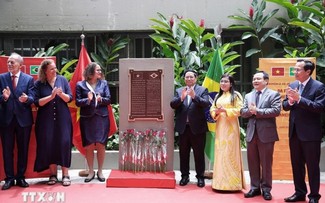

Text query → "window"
[0,30,253,104]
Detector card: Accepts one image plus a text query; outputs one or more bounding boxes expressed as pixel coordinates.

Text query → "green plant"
[150,13,243,88]
[58,58,78,81]
[150,13,213,87]
[240,127,247,149]
[90,34,129,82]
[228,0,279,58]
[150,13,245,147]
[266,0,325,76]
[106,103,120,150]
[34,43,69,57]
[34,42,78,81]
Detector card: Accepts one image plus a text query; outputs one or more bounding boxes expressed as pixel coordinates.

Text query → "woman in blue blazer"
[76,62,111,183]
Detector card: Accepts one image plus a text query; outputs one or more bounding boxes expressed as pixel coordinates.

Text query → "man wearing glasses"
[283,59,325,203]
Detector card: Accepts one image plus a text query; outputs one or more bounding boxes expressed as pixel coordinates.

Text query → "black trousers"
[290,128,321,200]
[179,124,206,179]
[1,116,32,181]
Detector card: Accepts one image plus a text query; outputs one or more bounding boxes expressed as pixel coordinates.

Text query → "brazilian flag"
[30,65,39,75]
[202,47,224,162]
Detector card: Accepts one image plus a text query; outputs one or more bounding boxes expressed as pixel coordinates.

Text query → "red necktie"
[11,75,16,90]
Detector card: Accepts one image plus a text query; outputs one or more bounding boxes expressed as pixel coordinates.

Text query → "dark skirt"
[80,115,109,147]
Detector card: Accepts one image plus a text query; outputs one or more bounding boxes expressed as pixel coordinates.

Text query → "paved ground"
[17,170,325,185]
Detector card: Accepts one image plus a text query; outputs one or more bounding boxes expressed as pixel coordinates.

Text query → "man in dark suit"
[283,59,325,203]
[0,53,34,190]
[170,69,209,187]
[241,71,281,201]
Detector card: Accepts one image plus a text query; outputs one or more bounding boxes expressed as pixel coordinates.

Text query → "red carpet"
[106,170,176,188]
[1,183,325,203]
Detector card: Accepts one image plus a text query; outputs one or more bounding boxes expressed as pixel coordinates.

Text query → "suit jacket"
[75,80,111,117]
[241,88,281,143]
[170,85,210,135]
[283,78,325,141]
[0,72,34,127]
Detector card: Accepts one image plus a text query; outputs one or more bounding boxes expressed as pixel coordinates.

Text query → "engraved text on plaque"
[129,69,163,121]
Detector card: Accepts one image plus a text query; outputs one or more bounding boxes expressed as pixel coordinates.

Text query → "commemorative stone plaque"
[119,58,174,172]
[128,69,163,121]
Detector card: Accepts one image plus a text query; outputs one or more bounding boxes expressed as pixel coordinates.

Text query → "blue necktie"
[256,91,261,106]
[298,84,304,95]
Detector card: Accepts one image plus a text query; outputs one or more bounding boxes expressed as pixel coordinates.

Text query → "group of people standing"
[0,52,323,203]
[0,53,112,190]
[170,59,324,203]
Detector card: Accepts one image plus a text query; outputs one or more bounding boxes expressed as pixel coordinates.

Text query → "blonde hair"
[38,59,55,83]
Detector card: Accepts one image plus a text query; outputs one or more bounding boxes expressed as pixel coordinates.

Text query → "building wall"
[0,0,285,32]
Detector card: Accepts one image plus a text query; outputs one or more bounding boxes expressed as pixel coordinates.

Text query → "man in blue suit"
[283,59,325,203]
[170,69,210,187]
[0,53,34,190]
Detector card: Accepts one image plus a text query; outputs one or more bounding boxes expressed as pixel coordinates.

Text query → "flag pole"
[203,24,223,180]
[77,33,90,177]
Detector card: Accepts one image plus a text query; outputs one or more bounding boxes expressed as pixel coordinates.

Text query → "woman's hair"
[214,73,240,106]
[38,59,55,83]
[83,62,102,81]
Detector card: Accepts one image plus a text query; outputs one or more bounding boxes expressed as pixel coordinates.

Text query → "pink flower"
[199,19,205,28]
[158,130,165,138]
[107,38,114,47]
[127,129,135,136]
[169,16,174,28]
[249,6,254,19]
[290,0,295,4]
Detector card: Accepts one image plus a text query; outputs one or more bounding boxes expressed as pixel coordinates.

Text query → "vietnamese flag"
[271,67,285,76]
[69,36,92,156]
[69,35,118,156]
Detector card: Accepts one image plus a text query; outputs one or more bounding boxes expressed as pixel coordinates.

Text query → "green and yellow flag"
[202,47,224,162]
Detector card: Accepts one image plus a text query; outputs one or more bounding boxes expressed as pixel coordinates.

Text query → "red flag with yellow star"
[69,38,91,155]
[271,67,285,76]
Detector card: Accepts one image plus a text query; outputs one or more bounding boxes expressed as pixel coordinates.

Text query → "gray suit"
[241,88,281,192]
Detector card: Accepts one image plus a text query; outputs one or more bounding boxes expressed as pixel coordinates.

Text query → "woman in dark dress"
[34,59,73,186]
[76,62,111,183]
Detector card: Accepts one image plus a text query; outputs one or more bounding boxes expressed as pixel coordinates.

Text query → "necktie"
[256,91,261,106]
[187,95,191,105]
[298,83,304,95]
[11,75,16,90]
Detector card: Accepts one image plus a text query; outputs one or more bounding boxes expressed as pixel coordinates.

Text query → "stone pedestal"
[118,58,174,172]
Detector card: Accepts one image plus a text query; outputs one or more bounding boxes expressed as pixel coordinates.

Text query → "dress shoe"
[262,191,272,201]
[84,173,95,183]
[309,199,318,203]
[2,180,15,190]
[16,179,29,188]
[97,172,105,182]
[284,194,306,202]
[244,189,261,198]
[197,178,205,187]
[179,176,189,186]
